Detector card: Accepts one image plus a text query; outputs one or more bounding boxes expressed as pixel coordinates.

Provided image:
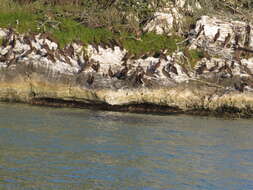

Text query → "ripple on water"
[0,103,253,190]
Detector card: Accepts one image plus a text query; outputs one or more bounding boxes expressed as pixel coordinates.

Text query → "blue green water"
[0,103,253,190]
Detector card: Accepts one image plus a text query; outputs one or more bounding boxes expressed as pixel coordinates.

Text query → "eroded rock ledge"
[0,15,253,117]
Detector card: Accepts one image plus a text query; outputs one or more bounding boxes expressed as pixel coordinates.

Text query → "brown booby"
[169,64,178,75]
[234,82,247,92]
[244,25,251,47]
[65,45,75,58]
[234,47,241,62]
[241,64,253,76]
[196,24,205,38]
[180,64,190,77]
[64,55,72,65]
[99,42,107,49]
[159,52,168,61]
[1,38,8,47]
[41,43,51,52]
[108,66,114,78]
[196,63,207,75]
[234,33,241,46]
[223,33,231,48]
[23,35,32,46]
[46,52,56,62]
[86,74,94,86]
[54,50,65,62]
[9,36,16,48]
[0,49,13,62]
[122,52,131,62]
[213,29,220,43]
[7,55,17,68]
[231,61,235,69]
[114,67,128,80]
[134,70,144,86]
[162,66,171,78]
[146,59,161,76]
[91,62,100,72]
[21,48,34,58]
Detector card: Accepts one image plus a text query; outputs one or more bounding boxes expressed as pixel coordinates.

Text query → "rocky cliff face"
[0,13,253,117]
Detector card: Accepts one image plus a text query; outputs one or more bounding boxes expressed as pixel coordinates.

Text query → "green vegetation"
[51,18,114,48]
[0,0,252,54]
[0,11,39,33]
[0,0,182,55]
[0,38,3,46]
[185,49,204,67]
[122,33,181,55]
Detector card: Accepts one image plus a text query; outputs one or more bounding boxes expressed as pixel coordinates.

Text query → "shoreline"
[0,13,253,119]
[1,93,252,119]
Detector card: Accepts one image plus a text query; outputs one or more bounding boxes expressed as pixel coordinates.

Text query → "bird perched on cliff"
[46,52,56,62]
[146,60,160,77]
[213,29,220,43]
[234,33,241,46]
[64,56,72,65]
[162,65,171,78]
[54,50,65,62]
[91,62,100,72]
[196,24,205,38]
[241,64,253,76]
[41,44,56,62]
[168,63,178,75]
[218,61,233,78]
[114,67,128,80]
[244,24,251,48]
[23,35,33,48]
[223,33,231,48]
[7,55,17,68]
[99,42,107,49]
[133,69,145,86]
[109,39,123,50]
[180,63,190,77]
[6,28,14,39]
[0,49,13,62]
[86,74,94,86]
[65,45,75,58]
[108,66,114,78]
[9,36,16,48]
[159,51,168,61]
[230,61,235,69]
[1,37,8,47]
[21,47,34,58]
[196,63,207,75]
[234,46,241,63]
[234,81,248,92]
[122,52,131,62]
[41,43,52,53]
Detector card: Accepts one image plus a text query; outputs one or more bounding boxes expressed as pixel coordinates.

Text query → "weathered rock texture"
[0,15,253,117]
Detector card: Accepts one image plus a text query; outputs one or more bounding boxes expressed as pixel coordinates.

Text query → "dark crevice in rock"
[29,97,183,114]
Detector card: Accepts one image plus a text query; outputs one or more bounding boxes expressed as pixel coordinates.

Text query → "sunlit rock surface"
[144,5,183,35]
[0,23,253,116]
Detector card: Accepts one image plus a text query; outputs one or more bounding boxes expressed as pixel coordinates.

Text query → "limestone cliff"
[0,12,253,117]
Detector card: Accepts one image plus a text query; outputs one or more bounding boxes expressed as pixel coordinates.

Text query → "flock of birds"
[0,24,252,92]
[0,28,187,88]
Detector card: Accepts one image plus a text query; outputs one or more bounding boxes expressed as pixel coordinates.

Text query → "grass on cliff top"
[184,49,205,68]
[0,0,182,55]
[0,11,39,33]
[52,18,180,54]
[51,18,114,48]
[0,0,39,33]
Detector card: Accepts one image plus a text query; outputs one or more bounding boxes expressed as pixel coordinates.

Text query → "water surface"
[0,103,253,190]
